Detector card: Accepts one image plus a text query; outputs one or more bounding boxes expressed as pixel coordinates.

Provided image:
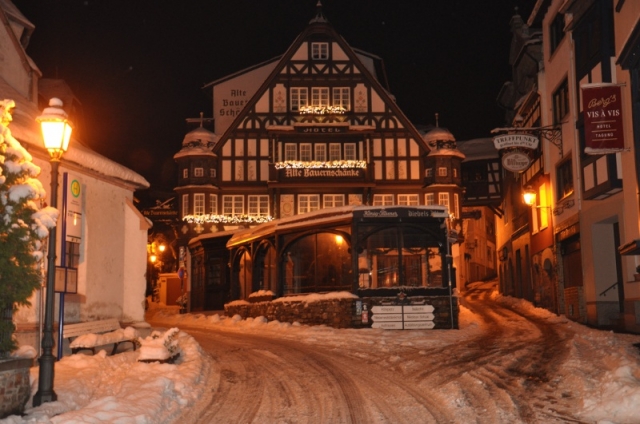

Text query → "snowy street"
[153,282,640,423]
[6,281,639,423]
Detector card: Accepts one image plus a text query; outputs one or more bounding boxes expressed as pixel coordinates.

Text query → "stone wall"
[0,358,32,418]
[224,295,459,329]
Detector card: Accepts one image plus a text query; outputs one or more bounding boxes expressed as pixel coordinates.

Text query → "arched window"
[283,232,351,294]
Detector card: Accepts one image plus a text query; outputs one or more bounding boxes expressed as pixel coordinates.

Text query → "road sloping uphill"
[151,281,622,423]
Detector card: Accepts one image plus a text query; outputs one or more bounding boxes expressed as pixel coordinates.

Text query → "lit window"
[284,143,297,161]
[210,168,216,178]
[194,167,204,177]
[397,194,419,206]
[453,193,460,218]
[333,87,350,110]
[194,193,205,215]
[291,88,308,111]
[311,42,329,60]
[329,143,341,161]
[300,144,312,161]
[425,168,433,177]
[248,195,269,217]
[344,143,356,160]
[182,194,189,218]
[439,192,450,211]
[373,194,394,206]
[312,87,330,107]
[315,144,326,161]
[324,194,345,208]
[210,194,218,214]
[299,194,320,214]
[183,168,188,179]
[223,195,244,216]
[438,167,447,177]
[425,193,435,205]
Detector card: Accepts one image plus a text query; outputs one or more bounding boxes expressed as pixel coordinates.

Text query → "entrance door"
[205,256,229,310]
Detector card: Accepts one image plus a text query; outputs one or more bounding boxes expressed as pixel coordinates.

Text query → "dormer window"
[311,42,329,60]
[194,167,204,177]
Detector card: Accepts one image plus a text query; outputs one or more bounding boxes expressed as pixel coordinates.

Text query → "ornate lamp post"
[33,98,72,406]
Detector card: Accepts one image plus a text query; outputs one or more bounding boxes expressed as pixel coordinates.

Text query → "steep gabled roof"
[213,6,429,154]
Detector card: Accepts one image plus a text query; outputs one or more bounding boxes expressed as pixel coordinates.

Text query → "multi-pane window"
[284,143,297,161]
[553,79,569,124]
[329,143,341,161]
[315,144,326,161]
[373,194,394,206]
[425,193,435,205]
[182,194,189,217]
[344,143,356,160]
[210,194,218,215]
[311,42,329,60]
[333,87,350,110]
[425,168,433,177]
[194,167,204,177]
[299,194,320,214]
[300,144,312,161]
[210,168,216,178]
[223,195,244,216]
[248,195,269,217]
[453,193,460,218]
[183,169,188,179]
[438,167,447,177]
[557,158,574,199]
[291,88,308,111]
[65,241,80,268]
[397,194,419,206]
[311,87,329,107]
[194,193,205,215]
[439,193,450,211]
[324,194,344,208]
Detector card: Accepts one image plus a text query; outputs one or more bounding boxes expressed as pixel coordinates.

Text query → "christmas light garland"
[183,214,273,224]
[274,160,367,169]
[299,105,346,115]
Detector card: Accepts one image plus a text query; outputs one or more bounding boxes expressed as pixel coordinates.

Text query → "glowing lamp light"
[36,98,73,160]
[158,244,166,253]
[335,235,344,245]
[523,186,536,206]
[150,254,157,263]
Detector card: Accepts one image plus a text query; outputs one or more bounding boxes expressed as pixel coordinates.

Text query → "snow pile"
[3,330,210,424]
[138,328,181,362]
[69,326,139,349]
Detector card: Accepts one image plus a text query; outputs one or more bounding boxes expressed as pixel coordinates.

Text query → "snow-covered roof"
[457,138,499,162]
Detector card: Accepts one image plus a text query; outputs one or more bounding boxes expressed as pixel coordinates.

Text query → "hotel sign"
[280,168,363,178]
[582,84,625,154]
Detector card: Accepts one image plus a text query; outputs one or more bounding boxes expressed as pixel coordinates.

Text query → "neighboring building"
[497,0,640,332]
[1,0,151,348]
[174,5,469,318]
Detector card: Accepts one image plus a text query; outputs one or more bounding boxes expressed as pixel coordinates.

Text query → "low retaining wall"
[225,294,458,329]
[0,358,32,418]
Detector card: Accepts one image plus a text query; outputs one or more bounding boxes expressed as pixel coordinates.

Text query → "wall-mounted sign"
[280,168,363,178]
[493,134,539,150]
[295,125,347,133]
[582,83,625,154]
[502,150,531,173]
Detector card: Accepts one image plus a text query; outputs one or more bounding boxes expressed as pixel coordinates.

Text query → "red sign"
[582,84,624,154]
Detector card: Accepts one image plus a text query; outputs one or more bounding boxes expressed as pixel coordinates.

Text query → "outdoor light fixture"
[158,244,166,253]
[33,98,73,406]
[523,186,536,206]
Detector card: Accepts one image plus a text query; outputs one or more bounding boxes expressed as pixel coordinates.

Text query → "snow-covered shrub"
[0,99,58,356]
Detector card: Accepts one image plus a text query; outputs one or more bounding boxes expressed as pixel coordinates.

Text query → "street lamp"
[522,186,536,206]
[33,98,72,407]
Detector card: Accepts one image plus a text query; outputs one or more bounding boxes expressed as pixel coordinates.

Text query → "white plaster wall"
[122,199,151,322]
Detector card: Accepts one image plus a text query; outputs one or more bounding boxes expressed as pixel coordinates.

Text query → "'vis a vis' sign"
[582,83,625,154]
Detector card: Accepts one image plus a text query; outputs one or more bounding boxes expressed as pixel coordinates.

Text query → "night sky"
[13,0,537,191]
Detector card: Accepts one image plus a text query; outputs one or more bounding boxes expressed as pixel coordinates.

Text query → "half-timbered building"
[174,4,469,324]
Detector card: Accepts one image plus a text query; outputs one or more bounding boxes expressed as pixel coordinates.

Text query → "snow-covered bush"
[0,99,58,356]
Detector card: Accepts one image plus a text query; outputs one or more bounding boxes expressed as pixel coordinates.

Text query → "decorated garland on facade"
[182,214,273,224]
[274,160,367,169]
[299,105,346,115]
